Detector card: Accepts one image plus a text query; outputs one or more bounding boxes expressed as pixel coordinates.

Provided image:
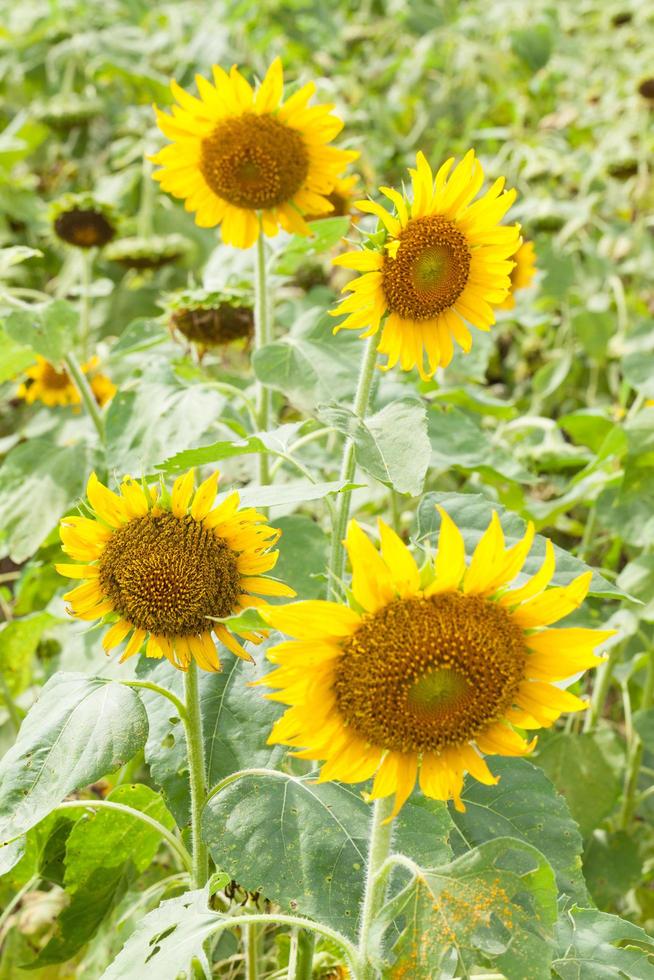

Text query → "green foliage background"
[0,0,653,977]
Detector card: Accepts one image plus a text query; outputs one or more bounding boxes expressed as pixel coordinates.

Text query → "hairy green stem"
[295,929,316,979]
[183,662,209,888]
[619,737,644,829]
[328,335,378,597]
[79,249,93,359]
[244,922,263,979]
[54,800,192,873]
[254,231,272,486]
[63,351,105,445]
[121,679,187,721]
[358,795,395,979]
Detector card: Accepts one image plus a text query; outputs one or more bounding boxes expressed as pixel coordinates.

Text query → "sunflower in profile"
[304,173,360,222]
[57,470,294,672]
[17,356,115,408]
[51,194,117,249]
[330,150,521,379]
[499,240,536,310]
[150,58,357,249]
[260,509,613,817]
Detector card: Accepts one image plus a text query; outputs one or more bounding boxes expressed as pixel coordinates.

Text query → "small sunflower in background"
[499,240,536,310]
[330,150,521,379]
[57,470,294,672]
[260,508,613,817]
[16,356,115,408]
[151,58,358,249]
[104,233,191,271]
[51,194,117,249]
[165,287,254,354]
[304,174,360,222]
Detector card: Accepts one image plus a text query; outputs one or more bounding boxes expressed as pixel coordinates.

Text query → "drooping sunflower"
[16,356,115,408]
[150,58,358,249]
[165,287,254,351]
[57,470,294,672]
[499,240,536,310]
[260,509,614,817]
[51,194,117,249]
[330,150,521,379]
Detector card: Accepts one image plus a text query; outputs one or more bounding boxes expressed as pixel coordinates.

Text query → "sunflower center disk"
[200,113,310,210]
[333,593,526,754]
[41,364,73,390]
[382,215,472,320]
[98,512,241,636]
[172,304,253,346]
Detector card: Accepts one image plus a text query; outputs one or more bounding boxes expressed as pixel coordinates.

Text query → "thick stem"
[619,737,644,829]
[584,642,622,731]
[328,335,378,597]
[244,922,263,979]
[183,662,209,889]
[295,930,315,979]
[79,249,93,359]
[253,230,272,486]
[63,351,105,444]
[358,795,395,980]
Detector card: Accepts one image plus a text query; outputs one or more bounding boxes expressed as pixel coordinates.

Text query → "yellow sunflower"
[304,173,360,222]
[17,356,115,408]
[260,509,614,817]
[57,470,294,672]
[330,150,521,380]
[151,58,358,249]
[499,240,537,310]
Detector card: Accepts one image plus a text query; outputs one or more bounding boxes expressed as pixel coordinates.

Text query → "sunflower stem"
[295,929,315,979]
[138,158,156,238]
[328,335,378,598]
[585,640,622,731]
[63,351,105,445]
[79,248,93,359]
[358,795,395,979]
[182,661,209,889]
[244,922,263,979]
[254,228,272,487]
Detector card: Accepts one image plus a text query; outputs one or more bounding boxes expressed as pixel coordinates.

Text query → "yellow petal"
[511,572,592,628]
[255,57,283,113]
[120,477,150,519]
[55,563,100,579]
[102,620,132,653]
[377,519,420,597]
[172,469,195,518]
[345,520,395,613]
[87,472,126,528]
[476,723,536,757]
[370,751,417,819]
[240,577,296,598]
[119,628,146,663]
[214,624,253,663]
[426,506,466,594]
[260,600,361,639]
[190,471,220,521]
[463,512,505,594]
[499,540,556,607]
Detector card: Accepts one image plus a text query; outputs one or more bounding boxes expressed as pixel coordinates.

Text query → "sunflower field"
[1,1,653,977]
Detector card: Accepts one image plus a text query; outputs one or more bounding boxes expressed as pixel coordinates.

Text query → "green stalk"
[253,230,272,486]
[138,158,156,238]
[244,922,263,979]
[358,795,395,980]
[63,351,105,445]
[584,641,622,731]
[79,248,93,359]
[182,662,209,888]
[295,930,315,979]
[0,674,21,733]
[328,335,379,597]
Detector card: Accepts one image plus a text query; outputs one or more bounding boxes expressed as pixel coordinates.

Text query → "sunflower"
[260,509,614,817]
[16,356,115,408]
[150,58,358,249]
[51,194,117,249]
[330,150,521,380]
[304,174,360,222]
[166,287,254,351]
[499,240,536,310]
[57,470,294,672]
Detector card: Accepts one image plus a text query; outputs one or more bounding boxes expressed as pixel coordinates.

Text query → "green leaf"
[378,838,557,980]
[202,771,452,940]
[634,709,654,752]
[110,318,169,355]
[236,479,352,509]
[274,514,329,599]
[415,491,629,599]
[33,784,175,966]
[101,888,218,979]
[428,407,533,484]
[0,325,35,383]
[274,217,351,275]
[0,245,42,277]
[533,730,625,838]
[0,672,148,844]
[451,758,588,904]
[622,326,654,399]
[0,438,90,563]
[105,376,227,474]
[157,423,303,474]
[3,300,78,363]
[318,398,430,495]
[0,612,57,700]
[552,906,654,979]
[596,464,654,548]
[139,652,284,826]
[252,310,362,412]
[583,830,642,909]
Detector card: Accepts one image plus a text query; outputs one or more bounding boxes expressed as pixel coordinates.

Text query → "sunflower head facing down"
[330,150,521,380]
[260,509,614,817]
[57,470,294,672]
[151,58,358,250]
[17,356,115,408]
[499,240,537,310]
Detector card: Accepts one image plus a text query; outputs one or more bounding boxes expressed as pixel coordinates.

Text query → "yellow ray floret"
[57,469,294,672]
[259,507,614,818]
[330,150,521,380]
[499,239,537,310]
[151,58,358,249]
[16,356,115,408]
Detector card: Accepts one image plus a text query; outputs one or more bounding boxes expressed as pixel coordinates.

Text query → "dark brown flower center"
[40,363,73,390]
[54,209,115,248]
[171,304,254,347]
[98,512,241,636]
[333,593,526,753]
[200,113,309,210]
[381,215,471,320]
